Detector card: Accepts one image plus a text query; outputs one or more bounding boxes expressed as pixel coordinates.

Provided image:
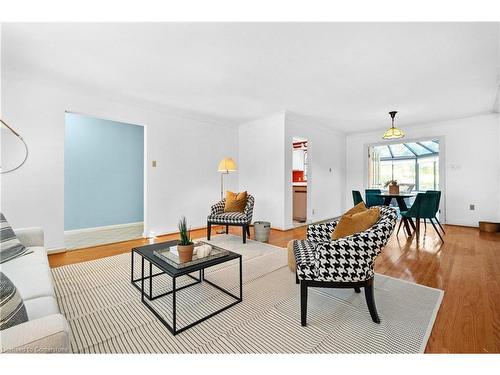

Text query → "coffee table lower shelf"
[131,249,242,335]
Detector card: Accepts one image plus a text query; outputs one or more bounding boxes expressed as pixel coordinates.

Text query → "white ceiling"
[2,23,499,132]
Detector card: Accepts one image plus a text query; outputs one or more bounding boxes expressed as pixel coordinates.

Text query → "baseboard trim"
[64,222,144,235]
[47,247,67,255]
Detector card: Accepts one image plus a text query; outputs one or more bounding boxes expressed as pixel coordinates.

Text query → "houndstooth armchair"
[207,195,255,243]
[293,205,397,325]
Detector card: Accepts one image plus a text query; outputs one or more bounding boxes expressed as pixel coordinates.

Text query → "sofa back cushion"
[332,207,381,240]
[224,191,248,213]
[0,213,28,264]
[0,272,28,330]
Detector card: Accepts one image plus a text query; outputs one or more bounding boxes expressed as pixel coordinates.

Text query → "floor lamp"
[217,157,237,200]
[217,157,237,233]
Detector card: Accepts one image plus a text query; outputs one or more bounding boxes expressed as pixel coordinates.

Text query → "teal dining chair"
[365,189,384,207]
[352,190,364,206]
[426,190,445,234]
[397,192,443,243]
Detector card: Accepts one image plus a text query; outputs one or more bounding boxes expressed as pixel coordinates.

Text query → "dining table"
[376,193,416,236]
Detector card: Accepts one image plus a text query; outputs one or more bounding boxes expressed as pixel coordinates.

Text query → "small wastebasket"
[254,221,271,243]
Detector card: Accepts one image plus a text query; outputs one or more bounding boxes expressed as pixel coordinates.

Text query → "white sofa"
[0,228,70,353]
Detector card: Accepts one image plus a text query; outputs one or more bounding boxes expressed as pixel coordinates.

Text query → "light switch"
[152,160,157,167]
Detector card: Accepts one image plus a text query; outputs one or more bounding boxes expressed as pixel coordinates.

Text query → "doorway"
[292,137,308,226]
[64,112,145,249]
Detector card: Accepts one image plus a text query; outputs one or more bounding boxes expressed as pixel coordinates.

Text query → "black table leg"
[131,250,134,283]
[383,196,392,206]
[239,256,243,300]
[149,262,153,299]
[141,257,145,302]
[172,276,176,334]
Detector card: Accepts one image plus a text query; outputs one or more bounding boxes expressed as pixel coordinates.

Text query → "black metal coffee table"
[131,240,242,335]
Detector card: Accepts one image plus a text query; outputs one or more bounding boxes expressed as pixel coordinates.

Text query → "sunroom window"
[369,140,439,192]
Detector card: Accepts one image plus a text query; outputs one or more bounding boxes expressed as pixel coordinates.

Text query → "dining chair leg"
[434,217,446,234]
[415,217,420,241]
[397,219,403,236]
[430,219,445,243]
[424,218,427,232]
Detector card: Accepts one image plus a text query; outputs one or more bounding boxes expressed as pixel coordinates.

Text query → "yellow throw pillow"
[332,207,380,240]
[224,191,248,213]
[345,202,367,216]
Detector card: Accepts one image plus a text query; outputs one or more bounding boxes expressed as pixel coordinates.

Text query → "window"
[369,140,439,191]
[418,156,438,191]
[392,159,416,185]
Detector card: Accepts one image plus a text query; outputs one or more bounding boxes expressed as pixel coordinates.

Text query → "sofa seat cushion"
[293,240,317,280]
[24,296,60,320]
[208,212,249,224]
[0,263,55,300]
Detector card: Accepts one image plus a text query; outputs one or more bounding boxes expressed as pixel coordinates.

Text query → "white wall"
[284,112,346,229]
[1,70,238,250]
[345,113,500,226]
[238,112,286,229]
[238,111,346,230]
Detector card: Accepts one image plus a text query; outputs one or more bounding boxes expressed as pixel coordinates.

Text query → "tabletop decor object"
[384,180,400,195]
[177,216,194,262]
[195,243,213,258]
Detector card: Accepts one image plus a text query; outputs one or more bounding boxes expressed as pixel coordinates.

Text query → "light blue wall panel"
[64,113,144,230]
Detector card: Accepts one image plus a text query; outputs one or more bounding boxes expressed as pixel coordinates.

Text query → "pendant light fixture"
[382,111,405,140]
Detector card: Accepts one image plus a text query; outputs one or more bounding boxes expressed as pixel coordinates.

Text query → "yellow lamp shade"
[382,126,405,140]
[218,157,237,172]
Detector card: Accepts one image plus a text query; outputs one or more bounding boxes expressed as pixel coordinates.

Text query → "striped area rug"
[51,234,443,353]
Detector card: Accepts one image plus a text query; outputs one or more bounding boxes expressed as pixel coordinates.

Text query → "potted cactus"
[177,216,194,263]
[384,180,400,195]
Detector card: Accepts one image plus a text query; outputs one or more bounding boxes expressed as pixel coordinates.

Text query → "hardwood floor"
[48,223,500,353]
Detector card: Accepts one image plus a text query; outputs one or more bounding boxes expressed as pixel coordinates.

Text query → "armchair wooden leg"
[242,225,247,244]
[300,281,308,326]
[246,225,251,237]
[364,278,380,324]
[207,222,211,240]
[295,272,299,284]
[225,225,229,234]
[354,287,361,293]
